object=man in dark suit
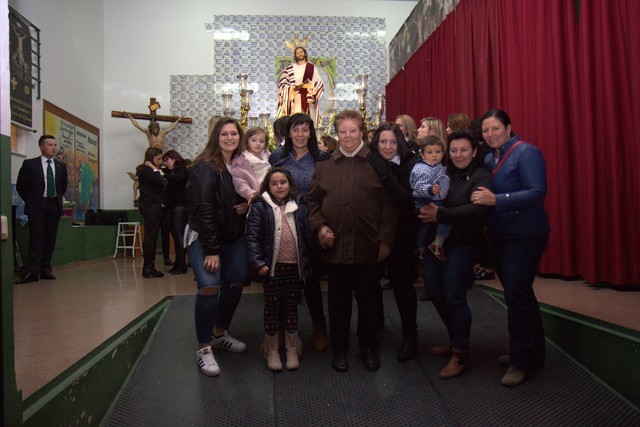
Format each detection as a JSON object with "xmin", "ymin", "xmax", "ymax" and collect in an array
[{"xmin": 15, "ymin": 135, "xmax": 68, "ymax": 284}]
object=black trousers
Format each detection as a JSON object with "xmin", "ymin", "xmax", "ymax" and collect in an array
[
  {"xmin": 26, "ymin": 199, "xmax": 61, "ymax": 275},
  {"xmin": 387, "ymin": 246, "xmax": 418, "ymax": 341},
  {"xmin": 140, "ymin": 203, "xmax": 161, "ymax": 269},
  {"xmin": 326, "ymin": 264, "xmax": 380, "ymax": 353},
  {"xmin": 160, "ymin": 206, "xmax": 171, "ymax": 261},
  {"xmin": 302, "ymin": 252, "xmax": 326, "ymax": 322},
  {"xmin": 168, "ymin": 206, "xmax": 188, "ymax": 268}
]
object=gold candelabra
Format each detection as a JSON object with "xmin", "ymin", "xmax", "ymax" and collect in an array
[
  {"xmin": 356, "ymin": 74, "xmax": 369, "ymax": 123},
  {"xmin": 238, "ymin": 74, "xmax": 253, "ymax": 127}
]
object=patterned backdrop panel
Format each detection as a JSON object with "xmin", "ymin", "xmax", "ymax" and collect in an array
[{"xmin": 167, "ymin": 15, "xmax": 386, "ymax": 159}]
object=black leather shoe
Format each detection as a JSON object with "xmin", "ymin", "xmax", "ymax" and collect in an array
[
  {"xmin": 40, "ymin": 272, "xmax": 56, "ymax": 280},
  {"xmin": 362, "ymin": 349, "xmax": 380, "ymax": 371},
  {"xmin": 474, "ymin": 269, "xmax": 496, "ymax": 280},
  {"xmin": 169, "ymin": 266, "xmax": 188, "ymax": 275},
  {"xmin": 332, "ymin": 352, "xmax": 348, "ymax": 373},
  {"xmin": 142, "ymin": 268, "xmax": 164, "ymax": 278},
  {"xmin": 397, "ymin": 338, "xmax": 417, "ymax": 362},
  {"xmin": 15, "ymin": 273, "xmax": 39, "ymax": 284}
]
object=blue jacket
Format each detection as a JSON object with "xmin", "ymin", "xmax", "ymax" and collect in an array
[
  {"xmin": 485, "ymin": 136, "xmax": 550, "ymax": 238},
  {"xmin": 245, "ymin": 192, "xmax": 314, "ymax": 280}
]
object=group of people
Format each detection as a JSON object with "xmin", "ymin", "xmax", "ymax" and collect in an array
[
  {"xmin": 15, "ymin": 104, "xmax": 549, "ymax": 390},
  {"xmin": 385, "ymin": 109, "xmax": 549, "ymax": 386},
  {"xmin": 136, "ymin": 147, "xmax": 190, "ymax": 278},
  {"xmin": 172, "ymin": 105, "xmax": 548, "ymax": 390}
]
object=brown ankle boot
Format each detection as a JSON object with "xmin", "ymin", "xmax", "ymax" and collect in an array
[
  {"xmin": 438, "ymin": 347, "xmax": 470, "ymax": 379},
  {"xmin": 312, "ymin": 319, "xmax": 328, "ymax": 352},
  {"xmin": 429, "ymin": 342, "xmax": 452, "ymax": 357},
  {"xmin": 261, "ymin": 333, "xmax": 282, "ymax": 371},
  {"xmin": 285, "ymin": 331, "xmax": 303, "ymax": 370}
]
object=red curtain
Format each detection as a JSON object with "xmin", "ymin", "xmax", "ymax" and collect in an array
[{"xmin": 386, "ymin": 0, "xmax": 640, "ymax": 285}]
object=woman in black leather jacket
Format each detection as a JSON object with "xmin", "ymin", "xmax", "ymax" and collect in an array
[
  {"xmin": 162, "ymin": 150, "xmax": 189, "ymax": 274},
  {"xmin": 185, "ymin": 117, "xmax": 250, "ymax": 377}
]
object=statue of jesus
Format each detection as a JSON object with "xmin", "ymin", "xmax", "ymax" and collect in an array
[
  {"xmin": 276, "ymin": 45, "xmax": 324, "ymax": 126},
  {"xmin": 124, "ymin": 111, "xmax": 182, "ymax": 150}
]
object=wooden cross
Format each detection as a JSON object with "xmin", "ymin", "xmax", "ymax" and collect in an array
[
  {"xmin": 111, "ymin": 98, "xmax": 192, "ymax": 149},
  {"xmin": 111, "ymin": 97, "xmax": 192, "ymax": 124}
]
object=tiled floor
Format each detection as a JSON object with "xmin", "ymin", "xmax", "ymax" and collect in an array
[{"xmin": 13, "ymin": 256, "xmax": 640, "ymax": 399}]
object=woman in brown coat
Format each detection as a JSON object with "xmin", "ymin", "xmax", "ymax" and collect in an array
[{"xmin": 306, "ymin": 110, "xmax": 397, "ymax": 373}]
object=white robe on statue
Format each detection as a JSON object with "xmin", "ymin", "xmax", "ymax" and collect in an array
[{"xmin": 277, "ymin": 61, "xmax": 324, "ymax": 126}]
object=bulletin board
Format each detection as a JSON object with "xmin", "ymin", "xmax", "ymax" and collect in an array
[{"xmin": 43, "ymin": 100, "xmax": 100, "ymax": 220}]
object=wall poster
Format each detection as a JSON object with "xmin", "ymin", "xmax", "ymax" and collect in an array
[
  {"xmin": 9, "ymin": 10, "xmax": 33, "ymax": 128},
  {"xmin": 43, "ymin": 100, "xmax": 100, "ymax": 221}
]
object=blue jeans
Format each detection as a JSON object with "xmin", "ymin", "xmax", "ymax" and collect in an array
[
  {"xmin": 422, "ymin": 245, "xmax": 477, "ymax": 349},
  {"xmin": 490, "ymin": 233, "xmax": 549, "ymax": 370},
  {"xmin": 187, "ymin": 235, "xmax": 249, "ymax": 344},
  {"xmin": 414, "ymin": 198, "xmax": 451, "ymax": 250}
]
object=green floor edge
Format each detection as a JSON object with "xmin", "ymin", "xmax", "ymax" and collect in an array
[
  {"xmin": 20, "ymin": 297, "xmax": 171, "ymax": 426},
  {"xmin": 480, "ymin": 285, "xmax": 640, "ymax": 412}
]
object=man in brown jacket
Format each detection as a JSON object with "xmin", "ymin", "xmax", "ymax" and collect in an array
[{"xmin": 306, "ymin": 110, "xmax": 397, "ymax": 373}]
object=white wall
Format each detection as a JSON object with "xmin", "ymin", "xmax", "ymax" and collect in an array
[
  {"xmin": 9, "ymin": 0, "xmax": 103, "ymax": 181},
  {"xmin": 11, "ymin": 0, "xmax": 417, "ymax": 209},
  {"xmin": 104, "ymin": 0, "xmax": 417, "ymax": 209}
]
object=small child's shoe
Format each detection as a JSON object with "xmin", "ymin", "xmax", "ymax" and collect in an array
[{"xmin": 428, "ymin": 243, "xmax": 446, "ymax": 261}]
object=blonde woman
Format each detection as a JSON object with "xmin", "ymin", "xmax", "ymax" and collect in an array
[
  {"xmin": 395, "ymin": 114, "xmax": 419, "ymax": 154},
  {"xmin": 417, "ymin": 117, "xmax": 447, "ymax": 148}
]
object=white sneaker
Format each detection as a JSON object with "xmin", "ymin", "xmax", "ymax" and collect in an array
[
  {"xmin": 211, "ymin": 330, "xmax": 247, "ymax": 353},
  {"xmin": 197, "ymin": 346, "xmax": 220, "ymax": 377}
]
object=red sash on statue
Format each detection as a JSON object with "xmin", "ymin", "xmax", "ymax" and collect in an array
[{"xmin": 299, "ymin": 63, "xmax": 314, "ymax": 114}]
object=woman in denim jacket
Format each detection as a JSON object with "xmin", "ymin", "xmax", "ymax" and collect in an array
[{"xmin": 472, "ymin": 108, "xmax": 550, "ymax": 387}]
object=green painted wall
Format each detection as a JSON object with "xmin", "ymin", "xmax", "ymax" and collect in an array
[
  {"xmin": 543, "ymin": 306, "xmax": 640, "ymax": 410},
  {"xmin": 482, "ymin": 286, "xmax": 640, "ymax": 411},
  {"xmin": 14, "ymin": 210, "xmax": 143, "ymax": 267},
  {"xmin": 21, "ymin": 299, "xmax": 168, "ymax": 426}
]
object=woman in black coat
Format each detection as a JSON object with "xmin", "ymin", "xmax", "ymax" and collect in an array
[
  {"xmin": 369, "ymin": 122, "xmax": 420, "ymax": 361},
  {"xmin": 162, "ymin": 150, "xmax": 189, "ymax": 274},
  {"xmin": 418, "ymin": 130, "xmax": 492, "ymax": 379},
  {"xmin": 136, "ymin": 147, "xmax": 166, "ymax": 278}
]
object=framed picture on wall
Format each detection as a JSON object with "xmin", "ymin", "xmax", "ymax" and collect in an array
[{"xmin": 43, "ymin": 100, "xmax": 100, "ymax": 221}]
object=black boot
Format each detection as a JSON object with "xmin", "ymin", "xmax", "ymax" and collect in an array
[{"xmin": 397, "ymin": 338, "xmax": 417, "ymax": 362}]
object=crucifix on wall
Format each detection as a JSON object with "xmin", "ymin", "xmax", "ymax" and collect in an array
[{"xmin": 111, "ymin": 98, "xmax": 192, "ymax": 150}]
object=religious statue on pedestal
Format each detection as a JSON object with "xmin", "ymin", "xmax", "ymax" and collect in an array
[{"xmin": 276, "ymin": 36, "xmax": 324, "ymax": 127}]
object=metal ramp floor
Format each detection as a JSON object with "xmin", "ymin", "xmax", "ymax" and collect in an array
[{"xmin": 106, "ymin": 288, "xmax": 639, "ymax": 426}]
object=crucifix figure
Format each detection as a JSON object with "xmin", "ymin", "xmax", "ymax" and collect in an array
[{"xmin": 111, "ymin": 98, "xmax": 192, "ymax": 150}]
